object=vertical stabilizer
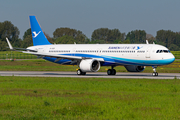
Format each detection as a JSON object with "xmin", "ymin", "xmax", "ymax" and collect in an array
[{"xmin": 29, "ymin": 16, "xmax": 51, "ymax": 46}]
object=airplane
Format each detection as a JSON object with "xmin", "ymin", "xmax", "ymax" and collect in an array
[{"xmin": 6, "ymin": 16, "xmax": 175, "ymax": 76}]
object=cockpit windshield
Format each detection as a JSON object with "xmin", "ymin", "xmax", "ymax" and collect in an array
[{"xmin": 156, "ymin": 50, "xmax": 170, "ymax": 53}]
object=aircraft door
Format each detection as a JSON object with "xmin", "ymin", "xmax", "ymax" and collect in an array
[
  {"xmin": 72, "ymin": 48, "xmax": 76, "ymax": 56},
  {"xmin": 97, "ymin": 48, "xmax": 102, "ymax": 56},
  {"xmin": 146, "ymin": 47, "xmax": 151, "ymax": 59},
  {"xmin": 43, "ymin": 46, "xmax": 47, "ymax": 53}
]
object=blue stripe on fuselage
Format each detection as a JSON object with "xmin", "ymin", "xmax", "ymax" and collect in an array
[{"xmin": 43, "ymin": 53, "xmax": 175, "ymax": 66}]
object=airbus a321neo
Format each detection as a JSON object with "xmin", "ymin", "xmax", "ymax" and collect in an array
[{"xmin": 6, "ymin": 16, "xmax": 175, "ymax": 76}]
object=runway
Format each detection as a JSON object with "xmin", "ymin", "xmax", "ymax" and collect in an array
[{"xmin": 0, "ymin": 71, "xmax": 179, "ymax": 79}]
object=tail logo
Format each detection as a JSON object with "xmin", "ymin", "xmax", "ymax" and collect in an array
[{"xmin": 32, "ymin": 31, "xmax": 41, "ymax": 38}]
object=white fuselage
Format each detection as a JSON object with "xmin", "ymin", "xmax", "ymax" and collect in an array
[{"xmin": 27, "ymin": 44, "xmax": 175, "ymax": 66}]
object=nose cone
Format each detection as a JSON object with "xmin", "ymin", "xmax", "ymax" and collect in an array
[
  {"xmin": 162, "ymin": 53, "xmax": 175, "ymax": 65},
  {"xmin": 171, "ymin": 57, "xmax": 175, "ymax": 63},
  {"xmin": 168, "ymin": 54, "xmax": 175, "ymax": 64}
]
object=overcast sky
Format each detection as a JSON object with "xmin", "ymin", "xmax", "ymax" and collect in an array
[{"xmin": 1, "ymin": 0, "xmax": 180, "ymax": 39}]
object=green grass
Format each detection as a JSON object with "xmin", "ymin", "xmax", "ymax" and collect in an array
[
  {"xmin": 0, "ymin": 76, "xmax": 180, "ymax": 119},
  {"xmin": 0, "ymin": 51, "xmax": 37, "ymax": 59},
  {"xmin": 0, "ymin": 59, "xmax": 179, "ymax": 73},
  {"xmin": 171, "ymin": 51, "xmax": 180, "ymax": 59}
]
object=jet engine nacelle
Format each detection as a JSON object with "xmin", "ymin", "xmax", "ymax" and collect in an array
[
  {"xmin": 79, "ymin": 59, "xmax": 100, "ymax": 72},
  {"xmin": 124, "ymin": 65, "xmax": 145, "ymax": 72}
]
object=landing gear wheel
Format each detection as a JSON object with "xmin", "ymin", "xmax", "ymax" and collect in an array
[
  {"xmin": 107, "ymin": 69, "xmax": 116, "ymax": 75},
  {"xmin": 107, "ymin": 69, "xmax": 112, "ymax": 75},
  {"xmin": 111, "ymin": 69, "xmax": 116, "ymax": 75},
  {"xmin": 155, "ymin": 72, "xmax": 158, "ymax": 76},
  {"xmin": 81, "ymin": 72, "xmax": 86, "ymax": 75},
  {"xmin": 77, "ymin": 69, "xmax": 86, "ymax": 75},
  {"xmin": 77, "ymin": 69, "xmax": 81, "ymax": 75},
  {"xmin": 152, "ymin": 72, "xmax": 158, "ymax": 76},
  {"xmin": 152, "ymin": 66, "xmax": 158, "ymax": 76}
]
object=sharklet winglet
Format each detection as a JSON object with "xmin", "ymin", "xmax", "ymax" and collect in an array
[{"xmin": 6, "ymin": 37, "xmax": 13, "ymax": 50}]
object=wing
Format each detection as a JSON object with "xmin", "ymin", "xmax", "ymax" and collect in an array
[
  {"xmin": 23, "ymin": 51, "xmax": 104, "ymax": 62},
  {"xmin": 6, "ymin": 37, "xmax": 104, "ymax": 62}
]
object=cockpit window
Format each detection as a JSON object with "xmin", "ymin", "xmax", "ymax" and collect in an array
[
  {"xmin": 156, "ymin": 50, "xmax": 170, "ymax": 53},
  {"xmin": 163, "ymin": 50, "xmax": 168, "ymax": 53}
]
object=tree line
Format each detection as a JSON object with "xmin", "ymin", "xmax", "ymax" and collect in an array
[{"xmin": 0, "ymin": 20, "xmax": 180, "ymax": 51}]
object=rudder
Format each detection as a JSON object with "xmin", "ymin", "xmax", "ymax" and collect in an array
[{"xmin": 29, "ymin": 16, "xmax": 51, "ymax": 46}]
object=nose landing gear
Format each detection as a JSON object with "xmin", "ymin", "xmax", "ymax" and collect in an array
[{"xmin": 152, "ymin": 66, "xmax": 158, "ymax": 76}]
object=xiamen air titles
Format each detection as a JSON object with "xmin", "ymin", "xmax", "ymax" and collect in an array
[
  {"xmin": 108, "ymin": 46, "xmax": 138, "ymax": 50},
  {"xmin": 6, "ymin": 16, "xmax": 175, "ymax": 76}
]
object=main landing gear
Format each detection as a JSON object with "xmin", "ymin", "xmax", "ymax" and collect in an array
[
  {"xmin": 152, "ymin": 66, "xmax": 158, "ymax": 76},
  {"xmin": 77, "ymin": 69, "xmax": 86, "ymax": 75},
  {"xmin": 107, "ymin": 66, "xmax": 116, "ymax": 75}
]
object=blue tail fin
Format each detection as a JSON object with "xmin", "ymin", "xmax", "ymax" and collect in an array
[{"xmin": 29, "ymin": 16, "xmax": 51, "ymax": 46}]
